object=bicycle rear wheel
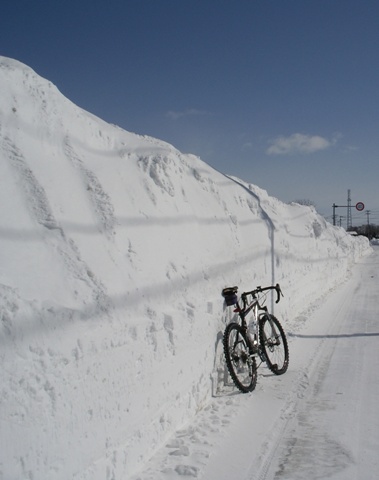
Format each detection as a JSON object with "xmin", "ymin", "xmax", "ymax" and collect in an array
[
  {"xmin": 223, "ymin": 323, "xmax": 257, "ymax": 393},
  {"xmin": 259, "ymin": 314, "xmax": 289, "ymax": 375}
]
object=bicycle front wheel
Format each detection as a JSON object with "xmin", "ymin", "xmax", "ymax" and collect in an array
[
  {"xmin": 259, "ymin": 314, "xmax": 289, "ymax": 375},
  {"xmin": 223, "ymin": 323, "xmax": 257, "ymax": 393}
]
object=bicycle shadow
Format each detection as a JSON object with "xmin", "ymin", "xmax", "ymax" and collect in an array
[
  {"xmin": 288, "ymin": 332, "xmax": 379, "ymax": 339},
  {"xmin": 225, "ymin": 176, "xmax": 277, "ymax": 312},
  {"xmin": 211, "ymin": 330, "xmax": 242, "ymax": 397}
]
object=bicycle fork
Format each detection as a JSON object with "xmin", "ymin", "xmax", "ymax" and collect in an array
[
  {"xmin": 254, "ymin": 314, "xmax": 279, "ymax": 365},
  {"xmin": 265, "ymin": 315, "xmax": 282, "ymax": 349}
]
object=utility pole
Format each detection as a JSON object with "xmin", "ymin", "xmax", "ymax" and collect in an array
[
  {"xmin": 347, "ymin": 189, "xmax": 352, "ymax": 230},
  {"xmin": 366, "ymin": 210, "xmax": 371, "ymax": 238},
  {"xmin": 332, "ymin": 194, "xmax": 364, "ymax": 227}
]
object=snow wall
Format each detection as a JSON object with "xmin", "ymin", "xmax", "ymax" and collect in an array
[{"xmin": 0, "ymin": 57, "xmax": 371, "ymax": 479}]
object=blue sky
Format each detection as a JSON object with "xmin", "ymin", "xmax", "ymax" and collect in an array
[{"xmin": 2, "ymin": 0, "xmax": 379, "ymax": 224}]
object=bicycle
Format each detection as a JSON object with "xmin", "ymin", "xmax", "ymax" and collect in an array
[{"xmin": 221, "ymin": 284, "xmax": 289, "ymax": 393}]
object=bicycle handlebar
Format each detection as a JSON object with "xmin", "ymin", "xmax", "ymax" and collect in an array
[
  {"xmin": 221, "ymin": 283, "xmax": 284, "ymax": 310},
  {"xmin": 241, "ymin": 283, "xmax": 283, "ymax": 305}
]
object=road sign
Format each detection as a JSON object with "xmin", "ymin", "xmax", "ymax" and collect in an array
[{"xmin": 356, "ymin": 202, "xmax": 365, "ymax": 211}]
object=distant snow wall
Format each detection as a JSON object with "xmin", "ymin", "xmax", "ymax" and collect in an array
[{"xmin": 0, "ymin": 57, "xmax": 371, "ymax": 479}]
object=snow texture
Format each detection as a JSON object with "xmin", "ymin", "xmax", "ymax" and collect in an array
[{"xmin": 0, "ymin": 57, "xmax": 371, "ymax": 479}]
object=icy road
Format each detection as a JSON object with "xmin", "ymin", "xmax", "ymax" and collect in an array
[{"xmin": 133, "ymin": 245, "xmax": 379, "ymax": 480}]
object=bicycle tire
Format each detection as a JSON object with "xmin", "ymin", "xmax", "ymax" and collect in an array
[
  {"xmin": 223, "ymin": 322, "xmax": 257, "ymax": 393},
  {"xmin": 259, "ymin": 314, "xmax": 289, "ymax": 375}
]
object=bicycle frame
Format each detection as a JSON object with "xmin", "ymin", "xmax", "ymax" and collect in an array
[
  {"xmin": 234, "ymin": 296, "xmax": 266, "ymax": 324},
  {"xmin": 233, "ymin": 296, "xmax": 267, "ymax": 353},
  {"xmin": 226, "ymin": 283, "xmax": 284, "ymax": 355}
]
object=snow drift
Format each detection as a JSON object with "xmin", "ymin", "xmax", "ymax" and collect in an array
[{"xmin": 0, "ymin": 57, "xmax": 370, "ymax": 479}]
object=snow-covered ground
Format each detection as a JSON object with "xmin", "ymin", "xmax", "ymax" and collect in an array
[
  {"xmin": 132, "ymin": 245, "xmax": 379, "ymax": 480},
  {"xmin": 0, "ymin": 57, "xmax": 372, "ymax": 480}
]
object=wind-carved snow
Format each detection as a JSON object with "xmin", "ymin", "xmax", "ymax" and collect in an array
[
  {"xmin": 0, "ymin": 56, "xmax": 372, "ymax": 480},
  {"xmin": 138, "ymin": 154, "xmax": 177, "ymax": 198}
]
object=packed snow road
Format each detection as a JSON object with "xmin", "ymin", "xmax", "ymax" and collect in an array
[
  {"xmin": 133, "ymin": 246, "xmax": 379, "ymax": 480},
  {"xmin": 253, "ymin": 245, "xmax": 379, "ymax": 480}
]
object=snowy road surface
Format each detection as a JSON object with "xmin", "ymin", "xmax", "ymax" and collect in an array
[{"xmin": 133, "ymin": 246, "xmax": 379, "ymax": 480}]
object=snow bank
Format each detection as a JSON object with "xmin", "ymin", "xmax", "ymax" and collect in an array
[{"xmin": 0, "ymin": 57, "xmax": 371, "ymax": 479}]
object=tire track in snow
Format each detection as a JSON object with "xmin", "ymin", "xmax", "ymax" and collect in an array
[
  {"xmin": 63, "ymin": 137, "xmax": 116, "ymax": 236},
  {"xmin": 251, "ymin": 281, "xmax": 358, "ymax": 480},
  {"xmin": 2, "ymin": 135, "xmax": 61, "ymax": 232},
  {"xmin": 252, "ymin": 371, "xmax": 325, "ymax": 480},
  {"xmin": 2, "ymin": 134, "xmax": 110, "ymax": 311}
]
